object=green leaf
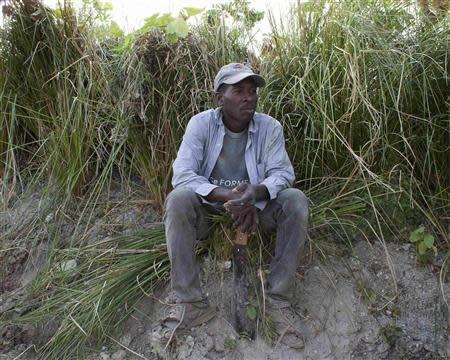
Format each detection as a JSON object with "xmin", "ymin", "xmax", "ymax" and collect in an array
[
  {"xmin": 112, "ymin": 34, "xmax": 133, "ymax": 53},
  {"xmin": 247, "ymin": 305, "xmax": 257, "ymax": 320},
  {"xmin": 155, "ymin": 13, "xmax": 174, "ymax": 27},
  {"xmin": 54, "ymin": 8, "xmax": 64, "ymax": 19},
  {"xmin": 423, "ymin": 234, "xmax": 434, "ymax": 248},
  {"xmin": 409, "ymin": 226, "xmax": 425, "ymax": 242},
  {"xmin": 142, "ymin": 13, "xmax": 174, "ymax": 31},
  {"xmin": 166, "ymin": 33, "xmax": 179, "ymax": 44},
  {"xmin": 109, "ymin": 21, "xmax": 123, "ymax": 38},
  {"xmin": 166, "ymin": 18, "xmax": 189, "ymax": 38},
  {"xmin": 182, "ymin": 7, "xmax": 204, "ymax": 19},
  {"xmin": 102, "ymin": 2, "xmax": 113, "ymax": 11},
  {"xmin": 418, "ymin": 241, "xmax": 428, "ymax": 255}
]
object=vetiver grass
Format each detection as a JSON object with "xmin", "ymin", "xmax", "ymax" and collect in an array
[{"xmin": 259, "ymin": 0, "xmax": 449, "ymax": 241}]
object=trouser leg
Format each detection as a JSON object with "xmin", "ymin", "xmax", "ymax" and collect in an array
[
  {"xmin": 258, "ymin": 188, "xmax": 309, "ymax": 301},
  {"xmin": 164, "ymin": 187, "xmax": 212, "ymax": 303}
]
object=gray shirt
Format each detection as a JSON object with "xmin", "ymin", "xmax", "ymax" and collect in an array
[
  {"xmin": 209, "ymin": 126, "xmax": 249, "ymax": 189},
  {"xmin": 172, "ymin": 108, "xmax": 295, "ymax": 209}
]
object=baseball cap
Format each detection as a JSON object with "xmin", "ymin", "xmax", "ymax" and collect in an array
[{"xmin": 214, "ymin": 63, "xmax": 265, "ymax": 92}]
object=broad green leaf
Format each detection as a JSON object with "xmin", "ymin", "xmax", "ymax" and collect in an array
[
  {"xmin": 247, "ymin": 305, "xmax": 257, "ymax": 320},
  {"xmin": 418, "ymin": 241, "xmax": 428, "ymax": 255},
  {"xmin": 423, "ymin": 234, "xmax": 434, "ymax": 248},
  {"xmin": 166, "ymin": 18, "xmax": 189, "ymax": 38},
  {"xmin": 182, "ymin": 7, "xmax": 204, "ymax": 19},
  {"xmin": 155, "ymin": 13, "xmax": 175, "ymax": 28},
  {"xmin": 142, "ymin": 13, "xmax": 174, "ymax": 30},
  {"xmin": 103, "ymin": 2, "xmax": 113, "ymax": 11},
  {"xmin": 143, "ymin": 14, "xmax": 160, "ymax": 25},
  {"xmin": 409, "ymin": 226, "xmax": 425, "ymax": 242}
]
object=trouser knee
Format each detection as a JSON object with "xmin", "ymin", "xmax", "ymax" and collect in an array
[
  {"xmin": 165, "ymin": 187, "xmax": 200, "ymax": 215},
  {"xmin": 276, "ymin": 188, "xmax": 309, "ymax": 223}
]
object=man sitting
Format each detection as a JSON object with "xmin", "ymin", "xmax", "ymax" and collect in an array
[{"xmin": 155, "ymin": 63, "xmax": 309, "ymax": 348}]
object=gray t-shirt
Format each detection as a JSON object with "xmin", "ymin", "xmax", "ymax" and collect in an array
[{"xmin": 209, "ymin": 126, "xmax": 249, "ymax": 188}]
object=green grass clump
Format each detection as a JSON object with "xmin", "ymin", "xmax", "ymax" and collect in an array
[
  {"xmin": 259, "ymin": 0, "xmax": 448, "ymax": 242},
  {"xmin": 10, "ymin": 226, "xmax": 169, "ymax": 359}
]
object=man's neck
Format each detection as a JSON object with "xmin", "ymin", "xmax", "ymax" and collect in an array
[{"xmin": 222, "ymin": 113, "xmax": 249, "ymax": 133}]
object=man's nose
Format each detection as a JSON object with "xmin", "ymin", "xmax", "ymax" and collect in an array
[{"xmin": 243, "ymin": 91, "xmax": 256, "ymax": 101}]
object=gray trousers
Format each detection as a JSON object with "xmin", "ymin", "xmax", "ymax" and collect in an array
[{"xmin": 164, "ymin": 187, "xmax": 309, "ymax": 303}]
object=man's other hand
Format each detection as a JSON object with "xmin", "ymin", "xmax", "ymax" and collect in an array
[{"xmin": 228, "ymin": 183, "xmax": 257, "ymax": 205}]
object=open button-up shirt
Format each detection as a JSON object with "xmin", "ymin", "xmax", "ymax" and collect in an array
[{"xmin": 172, "ymin": 108, "xmax": 295, "ymax": 209}]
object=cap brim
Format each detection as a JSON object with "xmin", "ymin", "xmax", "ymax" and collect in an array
[{"xmin": 222, "ymin": 73, "xmax": 266, "ymax": 88}]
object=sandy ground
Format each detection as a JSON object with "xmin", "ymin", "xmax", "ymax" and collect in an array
[{"xmin": 1, "ymin": 188, "xmax": 448, "ymax": 359}]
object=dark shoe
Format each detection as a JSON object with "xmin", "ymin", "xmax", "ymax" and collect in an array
[
  {"xmin": 266, "ymin": 296, "xmax": 306, "ymax": 349},
  {"xmin": 152, "ymin": 300, "xmax": 217, "ymax": 347}
]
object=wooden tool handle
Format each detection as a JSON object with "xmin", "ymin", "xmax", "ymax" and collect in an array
[{"xmin": 234, "ymin": 230, "xmax": 248, "ymax": 246}]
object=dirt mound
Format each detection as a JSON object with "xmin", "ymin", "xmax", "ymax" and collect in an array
[{"xmin": 85, "ymin": 241, "xmax": 448, "ymax": 360}]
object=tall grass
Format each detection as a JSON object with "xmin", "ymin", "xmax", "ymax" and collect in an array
[{"xmin": 259, "ymin": 0, "xmax": 449, "ymax": 239}]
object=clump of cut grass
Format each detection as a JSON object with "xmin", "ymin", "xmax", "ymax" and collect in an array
[{"xmin": 8, "ymin": 226, "xmax": 169, "ymax": 359}]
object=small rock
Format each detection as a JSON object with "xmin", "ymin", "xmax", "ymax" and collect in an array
[
  {"xmin": 218, "ymin": 260, "xmax": 231, "ymax": 272},
  {"xmin": 45, "ymin": 213, "xmax": 54, "ymax": 223},
  {"xmin": 99, "ymin": 352, "xmax": 110, "ymax": 360},
  {"xmin": 111, "ymin": 349, "xmax": 127, "ymax": 360},
  {"xmin": 214, "ymin": 337, "xmax": 225, "ymax": 353},
  {"xmin": 119, "ymin": 334, "xmax": 132, "ymax": 347},
  {"xmin": 0, "ymin": 300, "xmax": 16, "ymax": 313},
  {"xmin": 58, "ymin": 259, "xmax": 78, "ymax": 272},
  {"xmin": 138, "ymin": 325, "xmax": 146, "ymax": 334},
  {"xmin": 400, "ymin": 243, "xmax": 411, "ymax": 251}
]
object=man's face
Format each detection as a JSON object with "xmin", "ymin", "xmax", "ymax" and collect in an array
[{"xmin": 218, "ymin": 78, "xmax": 258, "ymax": 128}]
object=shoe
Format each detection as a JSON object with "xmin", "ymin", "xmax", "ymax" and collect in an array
[
  {"xmin": 266, "ymin": 296, "xmax": 306, "ymax": 349},
  {"xmin": 151, "ymin": 300, "xmax": 217, "ymax": 347}
]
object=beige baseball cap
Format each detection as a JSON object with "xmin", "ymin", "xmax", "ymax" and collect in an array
[{"xmin": 214, "ymin": 63, "xmax": 265, "ymax": 92}]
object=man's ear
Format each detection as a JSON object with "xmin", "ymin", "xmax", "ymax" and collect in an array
[{"xmin": 215, "ymin": 92, "xmax": 224, "ymax": 106}]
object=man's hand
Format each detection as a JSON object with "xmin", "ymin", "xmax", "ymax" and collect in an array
[
  {"xmin": 225, "ymin": 203, "xmax": 258, "ymax": 233},
  {"xmin": 227, "ymin": 183, "xmax": 257, "ymax": 206},
  {"xmin": 223, "ymin": 183, "xmax": 269, "ymax": 233}
]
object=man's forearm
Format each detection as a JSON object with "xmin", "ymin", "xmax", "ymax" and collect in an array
[
  {"xmin": 205, "ymin": 184, "xmax": 270, "ymax": 204},
  {"xmin": 253, "ymin": 184, "xmax": 270, "ymax": 202},
  {"xmin": 205, "ymin": 187, "xmax": 238, "ymax": 203}
]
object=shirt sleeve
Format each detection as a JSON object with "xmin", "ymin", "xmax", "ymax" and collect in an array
[
  {"xmin": 171, "ymin": 115, "xmax": 218, "ymax": 196},
  {"xmin": 260, "ymin": 122, "xmax": 295, "ymax": 199}
]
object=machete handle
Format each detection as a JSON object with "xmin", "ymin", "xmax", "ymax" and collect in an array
[{"xmin": 234, "ymin": 229, "xmax": 249, "ymax": 246}]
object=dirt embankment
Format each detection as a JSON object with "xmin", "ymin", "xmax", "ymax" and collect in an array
[{"xmin": 1, "ymin": 190, "xmax": 448, "ymax": 359}]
